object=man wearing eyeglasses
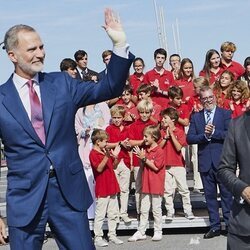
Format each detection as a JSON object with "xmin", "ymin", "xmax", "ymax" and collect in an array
[{"xmin": 187, "ymin": 86, "xmax": 232, "ymax": 239}]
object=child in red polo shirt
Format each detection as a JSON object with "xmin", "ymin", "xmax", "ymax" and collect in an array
[
  {"xmin": 128, "ymin": 125, "xmax": 165, "ymax": 242},
  {"xmin": 129, "ymin": 57, "xmax": 145, "ymax": 98},
  {"xmin": 187, "ymin": 77, "xmax": 209, "ymax": 113},
  {"xmin": 129, "ymin": 84, "xmax": 162, "ymax": 123},
  {"xmin": 160, "ymin": 107, "xmax": 194, "ymax": 221},
  {"xmin": 128, "ymin": 100, "xmax": 157, "ymax": 216},
  {"xmin": 167, "ymin": 86, "xmax": 190, "ymax": 131},
  {"xmin": 167, "ymin": 86, "xmax": 191, "ymax": 171},
  {"xmin": 199, "ymin": 49, "xmax": 224, "ymax": 85},
  {"xmin": 224, "ymin": 80, "xmax": 250, "ymax": 118},
  {"xmin": 120, "ymin": 85, "xmax": 137, "ymax": 125},
  {"xmin": 89, "ymin": 129, "xmax": 123, "ymax": 247},
  {"xmin": 213, "ymin": 70, "xmax": 235, "ymax": 108},
  {"xmin": 220, "ymin": 41, "xmax": 245, "ymax": 79},
  {"xmin": 186, "ymin": 77, "xmax": 209, "ymax": 193},
  {"xmin": 175, "ymin": 58, "xmax": 195, "ymax": 103},
  {"xmin": 144, "ymin": 48, "xmax": 175, "ymax": 108},
  {"xmin": 106, "ymin": 105, "xmax": 133, "ymax": 223}
]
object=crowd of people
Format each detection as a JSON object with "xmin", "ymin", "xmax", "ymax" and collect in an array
[
  {"xmin": 0, "ymin": 7, "xmax": 250, "ymax": 249},
  {"xmin": 59, "ymin": 42, "xmax": 250, "ymax": 247}
]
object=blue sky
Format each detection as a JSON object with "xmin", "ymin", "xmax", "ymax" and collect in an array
[{"xmin": 0, "ymin": 0, "xmax": 249, "ymax": 83}]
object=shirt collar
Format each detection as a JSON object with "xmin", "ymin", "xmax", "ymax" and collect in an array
[
  {"xmin": 13, "ymin": 73, "xmax": 39, "ymax": 91},
  {"xmin": 204, "ymin": 106, "xmax": 216, "ymax": 114},
  {"xmin": 77, "ymin": 67, "xmax": 87, "ymax": 74}
]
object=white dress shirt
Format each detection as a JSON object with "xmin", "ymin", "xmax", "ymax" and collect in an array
[{"xmin": 12, "ymin": 73, "xmax": 40, "ymax": 120}]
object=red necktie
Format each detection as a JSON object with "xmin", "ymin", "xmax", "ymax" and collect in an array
[{"xmin": 27, "ymin": 80, "xmax": 46, "ymax": 144}]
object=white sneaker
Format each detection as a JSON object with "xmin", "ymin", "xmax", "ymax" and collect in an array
[
  {"xmin": 185, "ymin": 211, "xmax": 195, "ymax": 220},
  {"xmin": 120, "ymin": 216, "xmax": 133, "ymax": 223},
  {"xmin": 109, "ymin": 236, "xmax": 123, "ymax": 245},
  {"xmin": 94, "ymin": 238, "xmax": 108, "ymax": 247},
  {"xmin": 152, "ymin": 231, "xmax": 162, "ymax": 241},
  {"xmin": 165, "ymin": 213, "xmax": 175, "ymax": 222},
  {"xmin": 128, "ymin": 231, "xmax": 147, "ymax": 242}
]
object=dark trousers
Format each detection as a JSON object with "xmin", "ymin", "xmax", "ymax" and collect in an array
[
  {"xmin": 228, "ymin": 232, "xmax": 250, "ymax": 250},
  {"xmin": 9, "ymin": 176, "xmax": 95, "ymax": 250},
  {"xmin": 200, "ymin": 167, "xmax": 232, "ymax": 230}
]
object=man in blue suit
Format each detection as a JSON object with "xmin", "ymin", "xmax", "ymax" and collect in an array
[
  {"xmin": 0, "ymin": 8, "xmax": 134, "ymax": 249},
  {"xmin": 187, "ymin": 86, "xmax": 232, "ymax": 239}
]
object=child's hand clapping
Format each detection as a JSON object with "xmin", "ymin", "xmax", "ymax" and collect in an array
[
  {"xmin": 133, "ymin": 146, "xmax": 145, "ymax": 160},
  {"xmin": 110, "ymin": 145, "xmax": 121, "ymax": 159}
]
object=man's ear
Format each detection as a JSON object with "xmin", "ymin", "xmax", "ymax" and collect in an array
[{"xmin": 8, "ymin": 50, "xmax": 18, "ymax": 63}]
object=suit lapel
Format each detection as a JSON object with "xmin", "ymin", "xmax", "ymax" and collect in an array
[
  {"xmin": 199, "ymin": 110, "xmax": 206, "ymax": 128},
  {"xmin": 213, "ymin": 107, "xmax": 220, "ymax": 125},
  {"xmin": 1, "ymin": 79, "xmax": 44, "ymax": 146},
  {"xmin": 39, "ymin": 73, "xmax": 56, "ymax": 140}
]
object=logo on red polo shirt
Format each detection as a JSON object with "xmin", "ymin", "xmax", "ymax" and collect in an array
[{"xmin": 164, "ymin": 79, "xmax": 170, "ymax": 85}]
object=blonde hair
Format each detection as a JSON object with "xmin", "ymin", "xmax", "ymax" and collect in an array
[
  {"xmin": 110, "ymin": 105, "xmax": 126, "ymax": 117},
  {"xmin": 220, "ymin": 41, "xmax": 236, "ymax": 52},
  {"xmin": 143, "ymin": 125, "xmax": 161, "ymax": 141},
  {"xmin": 137, "ymin": 100, "xmax": 153, "ymax": 113},
  {"xmin": 193, "ymin": 76, "xmax": 209, "ymax": 87}
]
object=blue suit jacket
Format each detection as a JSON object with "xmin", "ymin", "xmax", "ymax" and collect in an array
[
  {"xmin": 0, "ymin": 52, "xmax": 134, "ymax": 227},
  {"xmin": 187, "ymin": 107, "xmax": 231, "ymax": 172}
]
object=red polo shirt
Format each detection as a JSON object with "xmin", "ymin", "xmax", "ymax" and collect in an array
[
  {"xmin": 220, "ymin": 60, "xmax": 245, "ymax": 79},
  {"xmin": 223, "ymin": 99, "xmax": 248, "ymax": 118},
  {"xmin": 129, "ymin": 73, "xmax": 145, "ymax": 96},
  {"xmin": 161, "ymin": 127, "xmax": 187, "ymax": 167},
  {"xmin": 121, "ymin": 102, "xmax": 137, "ymax": 125},
  {"xmin": 199, "ymin": 68, "xmax": 224, "ymax": 85},
  {"xmin": 187, "ymin": 95, "xmax": 203, "ymax": 113},
  {"xmin": 128, "ymin": 119, "xmax": 157, "ymax": 166},
  {"xmin": 106, "ymin": 124, "xmax": 131, "ymax": 168},
  {"xmin": 141, "ymin": 145, "xmax": 165, "ymax": 195},
  {"xmin": 90, "ymin": 149, "xmax": 120, "ymax": 198},
  {"xmin": 175, "ymin": 78, "xmax": 195, "ymax": 102},
  {"xmin": 167, "ymin": 103, "xmax": 190, "ymax": 131},
  {"xmin": 144, "ymin": 68, "xmax": 175, "ymax": 108},
  {"xmin": 213, "ymin": 90, "xmax": 227, "ymax": 108},
  {"xmin": 128, "ymin": 101, "xmax": 162, "ymax": 122}
]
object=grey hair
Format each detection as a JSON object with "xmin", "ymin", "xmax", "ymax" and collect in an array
[{"xmin": 4, "ymin": 24, "xmax": 36, "ymax": 52}]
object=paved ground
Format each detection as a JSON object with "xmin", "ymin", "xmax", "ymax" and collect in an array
[{"xmin": 0, "ymin": 228, "xmax": 227, "ymax": 249}]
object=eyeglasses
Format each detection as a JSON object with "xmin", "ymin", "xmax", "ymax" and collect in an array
[{"xmin": 201, "ymin": 95, "xmax": 214, "ymax": 102}]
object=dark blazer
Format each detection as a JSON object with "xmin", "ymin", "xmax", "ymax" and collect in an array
[
  {"xmin": 75, "ymin": 67, "xmax": 99, "ymax": 82},
  {"xmin": 187, "ymin": 107, "xmax": 231, "ymax": 172},
  {"xmin": 0, "ymin": 52, "xmax": 134, "ymax": 227},
  {"xmin": 218, "ymin": 111, "xmax": 250, "ymax": 236}
]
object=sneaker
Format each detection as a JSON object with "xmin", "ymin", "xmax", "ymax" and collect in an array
[
  {"xmin": 120, "ymin": 216, "xmax": 133, "ymax": 223},
  {"xmin": 109, "ymin": 236, "xmax": 123, "ymax": 245},
  {"xmin": 152, "ymin": 231, "xmax": 162, "ymax": 241},
  {"xmin": 94, "ymin": 238, "xmax": 108, "ymax": 247},
  {"xmin": 185, "ymin": 211, "xmax": 195, "ymax": 220},
  {"xmin": 128, "ymin": 231, "xmax": 147, "ymax": 242},
  {"xmin": 165, "ymin": 213, "xmax": 174, "ymax": 222}
]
